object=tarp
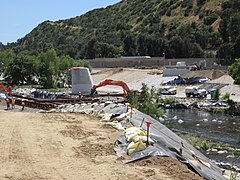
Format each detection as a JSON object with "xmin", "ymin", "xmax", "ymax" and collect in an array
[{"xmin": 94, "ymin": 103, "xmax": 226, "ymax": 180}]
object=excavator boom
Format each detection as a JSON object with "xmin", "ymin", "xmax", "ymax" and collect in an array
[
  {"xmin": 0, "ymin": 84, "xmax": 12, "ymax": 93},
  {"xmin": 92, "ymin": 79, "xmax": 130, "ymax": 97}
]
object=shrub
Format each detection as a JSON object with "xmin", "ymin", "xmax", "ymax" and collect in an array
[
  {"xmin": 213, "ymin": 108, "xmax": 225, "ymax": 114},
  {"xmin": 215, "ymin": 88, "xmax": 221, "ymax": 100},
  {"xmin": 204, "ymin": 13, "xmax": 219, "ymax": 25},
  {"xmin": 222, "ymin": 92, "xmax": 230, "ymax": 101},
  {"xmin": 128, "ymin": 84, "xmax": 165, "ymax": 119}
]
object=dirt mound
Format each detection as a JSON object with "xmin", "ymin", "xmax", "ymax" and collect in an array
[
  {"xmin": 73, "ymin": 141, "xmax": 115, "ymax": 158},
  {"xmin": 182, "ymin": 70, "xmax": 227, "ymax": 80},
  {"xmin": 60, "ymin": 124, "xmax": 97, "ymax": 139},
  {"xmin": 209, "ymin": 74, "xmax": 234, "ymax": 84},
  {"xmin": 91, "ymin": 68, "xmax": 124, "ymax": 75},
  {"xmin": 134, "ymin": 156, "xmax": 203, "ymax": 180}
]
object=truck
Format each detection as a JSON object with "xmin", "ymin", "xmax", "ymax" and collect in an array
[
  {"xmin": 185, "ymin": 86, "xmax": 208, "ymax": 98},
  {"xmin": 160, "ymin": 86, "xmax": 177, "ymax": 95}
]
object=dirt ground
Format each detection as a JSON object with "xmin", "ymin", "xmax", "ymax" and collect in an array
[
  {"xmin": 91, "ymin": 68, "xmax": 240, "ymax": 102},
  {"xmin": 181, "ymin": 69, "xmax": 227, "ymax": 79},
  {"xmin": 0, "ymin": 111, "xmax": 202, "ymax": 180}
]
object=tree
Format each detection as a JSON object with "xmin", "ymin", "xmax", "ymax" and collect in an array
[
  {"xmin": 0, "ymin": 49, "xmax": 14, "ymax": 74},
  {"xmin": 122, "ymin": 33, "xmax": 136, "ymax": 56},
  {"xmin": 4, "ymin": 55, "xmax": 37, "ymax": 85},
  {"xmin": 229, "ymin": 58, "xmax": 240, "ymax": 84},
  {"xmin": 168, "ymin": 36, "xmax": 184, "ymax": 58},
  {"xmin": 217, "ymin": 43, "xmax": 234, "ymax": 65},
  {"xmin": 84, "ymin": 38, "xmax": 97, "ymax": 59},
  {"xmin": 190, "ymin": 43, "xmax": 204, "ymax": 58},
  {"xmin": 37, "ymin": 49, "xmax": 59, "ymax": 88},
  {"xmin": 96, "ymin": 42, "xmax": 121, "ymax": 58}
]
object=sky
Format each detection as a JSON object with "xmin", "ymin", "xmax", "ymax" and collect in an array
[{"xmin": 0, "ymin": 0, "xmax": 120, "ymax": 45}]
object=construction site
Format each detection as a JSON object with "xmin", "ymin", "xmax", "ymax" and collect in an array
[{"xmin": 0, "ymin": 65, "xmax": 240, "ymax": 180}]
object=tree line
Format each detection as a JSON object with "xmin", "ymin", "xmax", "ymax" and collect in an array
[{"xmin": 0, "ymin": 49, "xmax": 91, "ymax": 88}]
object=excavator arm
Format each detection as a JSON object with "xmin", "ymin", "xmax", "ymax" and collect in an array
[
  {"xmin": 91, "ymin": 79, "xmax": 130, "ymax": 97},
  {"xmin": 0, "ymin": 84, "xmax": 12, "ymax": 93}
]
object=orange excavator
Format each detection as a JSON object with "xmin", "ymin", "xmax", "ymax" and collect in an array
[
  {"xmin": 0, "ymin": 84, "xmax": 12, "ymax": 93},
  {"xmin": 91, "ymin": 79, "xmax": 130, "ymax": 98}
]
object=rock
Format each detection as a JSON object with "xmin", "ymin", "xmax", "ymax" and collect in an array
[
  {"xmin": 217, "ymin": 150, "xmax": 227, "ymax": 154},
  {"xmin": 212, "ymin": 119, "xmax": 217, "ymax": 122},
  {"xmin": 196, "ymin": 124, "xmax": 200, "ymax": 127},
  {"xmin": 211, "ymin": 148, "xmax": 218, "ymax": 152},
  {"xmin": 226, "ymin": 155, "xmax": 234, "ymax": 158},
  {"xmin": 163, "ymin": 114, "xmax": 168, "ymax": 118},
  {"xmin": 202, "ymin": 118, "xmax": 208, "ymax": 122},
  {"xmin": 173, "ymin": 116, "xmax": 177, "ymax": 120},
  {"xmin": 195, "ymin": 146, "xmax": 201, "ymax": 150},
  {"xmin": 158, "ymin": 117, "xmax": 165, "ymax": 122},
  {"xmin": 178, "ymin": 119, "xmax": 184, "ymax": 124},
  {"xmin": 227, "ymin": 147, "xmax": 234, "ymax": 151},
  {"xmin": 220, "ymin": 162, "xmax": 232, "ymax": 168},
  {"xmin": 165, "ymin": 104, "xmax": 170, "ymax": 108},
  {"xmin": 233, "ymin": 122, "xmax": 236, "ymax": 125},
  {"xmin": 233, "ymin": 166, "xmax": 240, "ymax": 172}
]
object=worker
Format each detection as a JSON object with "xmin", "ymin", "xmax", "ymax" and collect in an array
[
  {"xmin": 6, "ymin": 98, "xmax": 10, "ymax": 110},
  {"xmin": 11, "ymin": 98, "xmax": 15, "ymax": 109},
  {"xmin": 78, "ymin": 92, "xmax": 82, "ymax": 98},
  {"xmin": 21, "ymin": 100, "xmax": 25, "ymax": 111},
  {"xmin": 90, "ymin": 86, "xmax": 97, "ymax": 96}
]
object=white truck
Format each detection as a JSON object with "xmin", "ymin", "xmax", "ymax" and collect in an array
[{"xmin": 185, "ymin": 86, "xmax": 208, "ymax": 98}]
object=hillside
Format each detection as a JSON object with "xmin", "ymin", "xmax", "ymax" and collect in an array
[{"xmin": 4, "ymin": 0, "xmax": 240, "ymax": 63}]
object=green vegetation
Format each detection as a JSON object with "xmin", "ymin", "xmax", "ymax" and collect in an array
[
  {"xmin": 159, "ymin": 97, "xmax": 175, "ymax": 104},
  {"xmin": 215, "ymin": 88, "xmax": 221, "ymax": 101},
  {"xmin": 229, "ymin": 58, "xmax": 240, "ymax": 84},
  {"xmin": 230, "ymin": 149, "xmax": 240, "ymax": 180},
  {"xmin": 222, "ymin": 92, "xmax": 230, "ymax": 101},
  {"xmin": 177, "ymin": 132, "xmax": 231, "ymax": 150},
  {"xmin": 128, "ymin": 83, "xmax": 164, "ymax": 119},
  {"xmin": 213, "ymin": 108, "xmax": 226, "ymax": 114},
  {"xmin": 0, "ymin": 0, "xmax": 239, "ymax": 63},
  {"xmin": 218, "ymin": 0, "xmax": 240, "ymax": 64},
  {"xmin": 0, "ymin": 48, "xmax": 91, "ymax": 88}
]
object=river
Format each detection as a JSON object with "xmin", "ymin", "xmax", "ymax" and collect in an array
[{"xmin": 164, "ymin": 109, "xmax": 240, "ymax": 167}]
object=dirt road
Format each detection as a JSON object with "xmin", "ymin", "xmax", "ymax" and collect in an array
[{"xmin": 0, "ymin": 111, "xmax": 202, "ymax": 180}]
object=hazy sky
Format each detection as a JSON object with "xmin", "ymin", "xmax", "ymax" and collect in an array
[{"xmin": 0, "ymin": 0, "xmax": 120, "ymax": 44}]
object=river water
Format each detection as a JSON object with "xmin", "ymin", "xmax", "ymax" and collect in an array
[{"xmin": 164, "ymin": 109, "xmax": 240, "ymax": 166}]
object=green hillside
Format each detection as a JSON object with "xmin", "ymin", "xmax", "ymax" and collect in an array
[{"xmin": 3, "ymin": 0, "xmax": 240, "ymax": 63}]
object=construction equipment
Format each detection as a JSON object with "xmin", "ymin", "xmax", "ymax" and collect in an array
[
  {"xmin": 0, "ymin": 84, "xmax": 12, "ymax": 93},
  {"xmin": 91, "ymin": 79, "xmax": 130, "ymax": 98}
]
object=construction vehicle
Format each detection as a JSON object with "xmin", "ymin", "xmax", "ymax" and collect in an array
[
  {"xmin": 0, "ymin": 84, "xmax": 12, "ymax": 93},
  {"xmin": 90, "ymin": 79, "xmax": 130, "ymax": 98}
]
